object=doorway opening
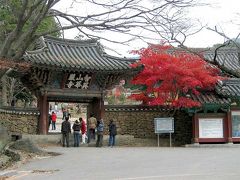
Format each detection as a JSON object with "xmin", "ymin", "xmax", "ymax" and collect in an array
[{"xmin": 48, "ymin": 102, "xmax": 88, "ymax": 134}]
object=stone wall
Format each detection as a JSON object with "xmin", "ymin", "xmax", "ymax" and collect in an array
[
  {"xmin": 0, "ymin": 105, "xmax": 193, "ymax": 145},
  {"xmin": 104, "ymin": 105, "xmax": 193, "ymax": 146},
  {"xmin": 0, "ymin": 107, "xmax": 39, "ymax": 135}
]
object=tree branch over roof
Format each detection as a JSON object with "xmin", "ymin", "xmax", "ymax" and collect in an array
[
  {"xmin": 0, "ymin": 0, "xmax": 205, "ymax": 81},
  {"xmin": 204, "ymin": 26, "xmax": 240, "ymax": 77},
  {"xmin": 0, "ymin": 0, "xmax": 202, "ymax": 60}
]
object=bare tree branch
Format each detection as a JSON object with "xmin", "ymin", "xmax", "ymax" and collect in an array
[
  {"xmin": 1, "ymin": 0, "xmax": 203, "ymax": 62},
  {"xmin": 207, "ymin": 26, "xmax": 240, "ymax": 49}
]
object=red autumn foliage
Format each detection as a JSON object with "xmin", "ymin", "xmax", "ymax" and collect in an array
[{"xmin": 129, "ymin": 45, "xmax": 224, "ymax": 108}]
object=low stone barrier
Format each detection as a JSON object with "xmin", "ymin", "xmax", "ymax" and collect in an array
[{"xmin": 0, "ymin": 107, "xmax": 39, "ymax": 135}]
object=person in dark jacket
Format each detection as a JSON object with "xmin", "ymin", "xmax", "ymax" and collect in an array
[
  {"xmin": 61, "ymin": 116, "xmax": 71, "ymax": 147},
  {"xmin": 62, "ymin": 109, "xmax": 71, "ymax": 121},
  {"xmin": 108, "ymin": 119, "xmax": 117, "ymax": 147},
  {"xmin": 96, "ymin": 119, "xmax": 104, "ymax": 147},
  {"xmin": 72, "ymin": 119, "xmax": 81, "ymax": 147},
  {"xmin": 48, "ymin": 113, "xmax": 52, "ymax": 130}
]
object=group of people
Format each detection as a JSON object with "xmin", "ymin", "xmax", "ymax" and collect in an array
[
  {"xmin": 61, "ymin": 116, "xmax": 86, "ymax": 147},
  {"xmin": 48, "ymin": 110, "xmax": 71, "ymax": 131},
  {"xmin": 61, "ymin": 113, "xmax": 117, "ymax": 148},
  {"xmin": 86, "ymin": 114, "xmax": 117, "ymax": 147}
]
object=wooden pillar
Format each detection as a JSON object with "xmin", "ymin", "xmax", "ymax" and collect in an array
[
  {"xmin": 39, "ymin": 94, "xmax": 48, "ymax": 134},
  {"xmin": 46, "ymin": 102, "xmax": 49, "ymax": 133},
  {"xmin": 192, "ymin": 114, "xmax": 199, "ymax": 144},
  {"xmin": 99, "ymin": 97, "xmax": 104, "ymax": 119},
  {"xmin": 226, "ymin": 110, "xmax": 233, "ymax": 143},
  {"xmin": 91, "ymin": 97, "xmax": 104, "ymax": 121}
]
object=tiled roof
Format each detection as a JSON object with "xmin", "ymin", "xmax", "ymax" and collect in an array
[
  {"xmin": 216, "ymin": 79, "xmax": 240, "ymax": 98},
  {"xmin": 168, "ymin": 46, "xmax": 240, "ymax": 72},
  {"xmin": 203, "ymin": 47, "xmax": 240, "ymax": 71},
  {"xmin": 24, "ymin": 36, "xmax": 136, "ymax": 72},
  {"xmin": 105, "ymin": 105, "xmax": 174, "ymax": 112},
  {"xmin": 187, "ymin": 47, "xmax": 240, "ymax": 101},
  {"xmin": 191, "ymin": 92, "xmax": 231, "ymax": 105},
  {"xmin": 0, "ymin": 107, "xmax": 40, "ymax": 115}
]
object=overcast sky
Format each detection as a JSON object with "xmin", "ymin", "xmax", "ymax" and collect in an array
[
  {"xmin": 185, "ymin": 0, "xmax": 240, "ymax": 47},
  {"xmin": 54, "ymin": 0, "xmax": 240, "ymax": 56}
]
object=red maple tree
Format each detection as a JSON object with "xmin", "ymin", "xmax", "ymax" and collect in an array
[{"xmin": 129, "ymin": 45, "xmax": 223, "ymax": 108}]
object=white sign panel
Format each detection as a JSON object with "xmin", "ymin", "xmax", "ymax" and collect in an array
[
  {"xmin": 199, "ymin": 118, "xmax": 223, "ymax": 138},
  {"xmin": 232, "ymin": 111, "xmax": 240, "ymax": 116},
  {"xmin": 231, "ymin": 111, "xmax": 240, "ymax": 137},
  {"xmin": 154, "ymin": 118, "xmax": 174, "ymax": 133}
]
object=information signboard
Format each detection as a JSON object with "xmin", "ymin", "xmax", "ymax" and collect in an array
[
  {"xmin": 231, "ymin": 111, "xmax": 240, "ymax": 137},
  {"xmin": 154, "ymin": 117, "xmax": 174, "ymax": 134},
  {"xmin": 199, "ymin": 118, "xmax": 223, "ymax": 138}
]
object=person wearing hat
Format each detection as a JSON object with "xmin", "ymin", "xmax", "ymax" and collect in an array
[{"xmin": 72, "ymin": 119, "xmax": 81, "ymax": 147}]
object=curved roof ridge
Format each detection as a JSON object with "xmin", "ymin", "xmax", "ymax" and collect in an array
[
  {"xmin": 104, "ymin": 53, "xmax": 139, "ymax": 62},
  {"xmin": 26, "ymin": 36, "xmax": 100, "ymax": 55},
  {"xmin": 205, "ymin": 47, "xmax": 239, "ymax": 53},
  {"xmin": 25, "ymin": 48, "xmax": 47, "ymax": 55},
  {"xmin": 24, "ymin": 36, "xmax": 137, "ymax": 72},
  {"xmin": 26, "ymin": 36, "xmax": 48, "ymax": 54},
  {"xmin": 44, "ymin": 36, "xmax": 99, "ymax": 46},
  {"xmin": 221, "ymin": 78, "xmax": 240, "ymax": 85}
]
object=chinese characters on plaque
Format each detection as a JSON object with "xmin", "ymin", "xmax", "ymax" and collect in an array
[{"xmin": 65, "ymin": 73, "xmax": 92, "ymax": 89}]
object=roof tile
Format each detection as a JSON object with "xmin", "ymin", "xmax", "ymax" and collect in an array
[{"xmin": 24, "ymin": 36, "xmax": 136, "ymax": 72}]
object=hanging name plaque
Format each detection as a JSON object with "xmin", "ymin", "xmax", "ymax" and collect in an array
[{"xmin": 65, "ymin": 72, "xmax": 92, "ymax": 89}]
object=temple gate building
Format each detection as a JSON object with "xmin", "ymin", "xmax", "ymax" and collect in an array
[
  {"xmin": 23, "ymin": 36, "xmax": 137, "ymax": 134},
  {"xmin": 1, "ymin": 37, "xmax": 240, "ymax": 146}
]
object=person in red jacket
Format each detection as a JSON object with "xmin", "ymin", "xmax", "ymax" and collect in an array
[
  {"xmin": 51, "ymin": 111, "xmax": 57, "ymax": 130},
  {"xmin": 79, "ymin": 117, "xmax": 87, "ymax": 144}
]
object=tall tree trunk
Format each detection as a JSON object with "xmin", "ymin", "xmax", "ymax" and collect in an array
[{"xmin": 1, "ymin": 75, "xmax": 8, "ymax": 106}]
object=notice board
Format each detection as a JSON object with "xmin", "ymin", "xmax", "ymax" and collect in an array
[{"xmin": 154, "ymin": 117, "xmax": 174, "ymax": 134}]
